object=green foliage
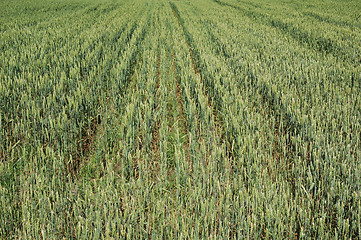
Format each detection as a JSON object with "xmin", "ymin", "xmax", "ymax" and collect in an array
[{"xmin": 0, "ymin": 0, "xmax": 360, "ymax": 238}]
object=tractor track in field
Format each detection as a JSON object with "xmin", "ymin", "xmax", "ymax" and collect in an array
[
  {"xmin": 159, "ymin": 44, "xmax": 190, "ymax": 190},
  {"xmin": 149, "ymin": 49, "xmax": 162, "ymax": 180},
  {"xmin": 128, "ymin": 60, "xmax": 144, "ymax": 181},
  {"xmin": 68, "ymin": 16, "xmax": 150, "ymax": 180},
  {"xmin": 202, "ymin": 17, "xmax": 306, "ymax": 193},
  {"xmin": 117, "ymin": 18, "xmax": 154, "ymax": 182},
  {"xmin": 202, "ymin": 14, "xmax": 303, "ymax": 238},
  {"xmin": 169, "ymin": 2, "xmax": 233, "ymax": 163},
  {"xmin": 170, "ymin": 47, "xmax": 191, "ymax": 168}
]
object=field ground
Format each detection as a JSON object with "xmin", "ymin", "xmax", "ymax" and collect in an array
[{"xmin": 0, "ymin": 0, "xmax": 361, "ymax": 238}]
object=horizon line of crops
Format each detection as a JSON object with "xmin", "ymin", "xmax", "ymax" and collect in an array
[
  {"xmin": 235, "ymin": 0, "xmax": 361, "ymax": 29},
  {"xmin": 211, "ymin": 0, "xmax": 361, "ymax": 67}
]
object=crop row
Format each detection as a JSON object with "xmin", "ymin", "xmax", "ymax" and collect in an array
[
  {"xmin": 1, "ymin": 0, "xmax": 360, "ymax": 238},
  {"xmin": 170, "ymin": 0, "xmax": 360, "ymax": 237}
]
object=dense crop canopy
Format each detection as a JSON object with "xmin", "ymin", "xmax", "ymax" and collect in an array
[{"xmin": 0, "ymin": 0, "xmax": 360, "ymax": 238}]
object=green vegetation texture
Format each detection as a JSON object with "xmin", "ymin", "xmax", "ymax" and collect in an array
[{"xmin": 0, "ymin": 0, "xmax": 360, "ymax": 238}]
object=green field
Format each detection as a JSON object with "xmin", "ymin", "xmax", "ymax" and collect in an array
[{"xmin": 1, "ymin": 0, "xmax": 360, "ymax": 238}]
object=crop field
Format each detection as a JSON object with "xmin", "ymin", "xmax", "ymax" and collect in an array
[{"xmin": 1, "ymin": 0, "xmax": 360, "ymax": 238}]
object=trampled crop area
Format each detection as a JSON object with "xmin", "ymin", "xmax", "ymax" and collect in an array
[{"xmin": 1, "ymin": 0, "xmax": 360, "ymax": 238}]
